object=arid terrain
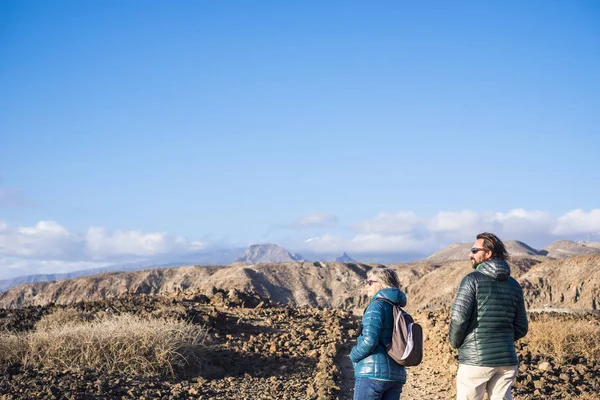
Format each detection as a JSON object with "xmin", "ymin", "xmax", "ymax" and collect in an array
[
  {"xmin": 1, "ymin": 241, "xmax": 600, "ymax": 398},
  {"xmin": 1, "ymin": 290, "xmax": 599, "ymax": 399}
]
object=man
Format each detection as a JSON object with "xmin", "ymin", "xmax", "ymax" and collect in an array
[{"xmin": 449, "ymin": 232, "xmax": 528, "ymax": 400}]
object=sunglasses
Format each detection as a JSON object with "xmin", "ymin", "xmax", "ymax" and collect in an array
[
  {"xmin": 470, "ymin": 247, "xmax": 488, "ymax": 254},
  {"xmin": 365, "ymin": 279, "xmax": 378, "ymax": 286}
]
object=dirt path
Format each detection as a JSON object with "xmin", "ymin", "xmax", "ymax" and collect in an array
[
  {"xmin": 337, "ymin": 352, "xmax": 454, "ymax": 399},
  {"xmin": 336, "ymin": 348, "xmax": 356, "ymax": 399},
  {"xmin": 402, "ymin": 365, "xmax": 454, "ymax": 399}
]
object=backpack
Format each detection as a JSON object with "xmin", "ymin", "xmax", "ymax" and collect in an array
[{"xmin": 376, "ymin": 298, "xmax": 424, "ymax": 367}]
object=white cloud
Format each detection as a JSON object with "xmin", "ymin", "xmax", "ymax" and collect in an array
[
  {"xmin": 0, "ymin": 220, "xmax": 81, "ymax": 259},
  {"xmin": 0, "ymin": 220, "xmax": 205, "ymax": 266},
  {"xmin": 303, "ymin": 233, "xmax": 431, "ymax": 254},
  {"xmin": 2, "ymin": 208, "xmax": 599, "ymax": 279},
  {"xmin": 553, "ymin": 209, "xmax": 600, "ymax": 236},
  {"xmin": 85, "ymin": 227, "xmax": 205, "ymax": 259},
  {"xmin": 490, "ymin": 209, "xmax": 555, "ymax": 242},
  {"xmin": 303, "ymin": 208, "xmax": 600, "ymax": 254},
  {"xmin": 428, "ymin": 210, "xmax": 483, "ymax": 234}
]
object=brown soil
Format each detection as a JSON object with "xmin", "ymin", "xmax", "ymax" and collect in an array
[{"xmin": 2, "ymin": 290, "xmax": 599, "ymax": 399}]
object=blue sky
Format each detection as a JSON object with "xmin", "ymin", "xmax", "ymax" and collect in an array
[{"xmin": 1, "ymin": 0, "xmax": 599, "ymax": 278}]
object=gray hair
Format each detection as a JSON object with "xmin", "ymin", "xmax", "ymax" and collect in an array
[{"xmin": 367, "ymin": 266, "xmax": 400, "ymax": 288}]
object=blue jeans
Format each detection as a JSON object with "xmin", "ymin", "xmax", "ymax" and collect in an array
[{"xmin": 353, "ymin": 378, "xmax": 403, "ymax": 400}]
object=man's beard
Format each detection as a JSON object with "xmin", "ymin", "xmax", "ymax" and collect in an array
[{"xmin": 470, "ymin": 258, "xmax": 477, "ymax": 269}]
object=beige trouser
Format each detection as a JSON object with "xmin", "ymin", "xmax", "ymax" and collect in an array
[{"xmin": 456, "ymin": 364, "xmax": 518, "ymax": 400}]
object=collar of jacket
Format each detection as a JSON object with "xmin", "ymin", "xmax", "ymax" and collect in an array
[
  {"xmin": 476, "ymin": 259, "xmax": 511, "ymax": 281},
  {"xmin": 370, "ymin": 287, "xmax": 407, "ymax": 306}
]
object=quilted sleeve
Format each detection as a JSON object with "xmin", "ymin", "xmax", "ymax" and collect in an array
[
  {"xmin": 513, "ymin": 284, "xmax": 528, "ymax": 341},
  {"xmin": 350, "ymin": 302, "xmax": 385, "ymax": 363},
  {"xmin": 449, "ymin": 275, "xmax": 476, "ymax": 349}
]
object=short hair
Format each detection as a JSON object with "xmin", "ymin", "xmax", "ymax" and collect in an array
[
  {"xmin": 477, "ymin": 232, "xmax": 510, "ymax": 261},
  {"xmin": 367, "ymin": 266, "xmax": 400, "ymax": 288}
]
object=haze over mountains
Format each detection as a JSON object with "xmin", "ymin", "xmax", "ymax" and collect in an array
[
  {"xmin": 0, "ymin": 244, "xmax": 356, "ymax": 292},
  {"xmin": 0, "ymin": 248, "xmax": 246, "ymax": 292},
  {"xmin": 1, "ymin": 239, "xmax": 599, "ymax": 311}
]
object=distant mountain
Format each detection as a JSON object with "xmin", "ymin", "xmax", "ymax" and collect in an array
[
  {"xmin": 0, "ymin": 261, "xmax": 189, "ymax": 293},
  {"xmin": 335, "ymin": 252, "xmax": 356, "ymax": 263},
  {"xmin": 426, "ymin": 243, "xmax": 471, "ymax": 263},
  {"xmin": 0, "ymin": 262, "xmax": 372, "ymax": 309},
  {"xmin": 0, "ymin": 248, "xmax": 245, "ymax": 293},
  {"xmin": 236, "ymin": 244, "xmax": 304, "ymax": 264},
  {"xmin": 427, "ymin": 240, "xmax": 544, "ymax": 263},
  {"xmin": 506, "ymin": 240, "xmax": 543, "ymax": 256},
  {"xmin": 543, "ymin": 240, "xmax": 600, "ymax": 258},
  {"xmin": 0, "ymin": 248, "xmax": 421, "ymax": 293}
]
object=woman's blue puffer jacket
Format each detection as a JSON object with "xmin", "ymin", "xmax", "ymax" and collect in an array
[{"xmin": 350, "ymin": 287, "xmax": 407, "ymax": 382}]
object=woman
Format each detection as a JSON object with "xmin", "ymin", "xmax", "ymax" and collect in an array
[{"xmin": 350, "ymin": 266, "xmax": 407, "ymax": 400}]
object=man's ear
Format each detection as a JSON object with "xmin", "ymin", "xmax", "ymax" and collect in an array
[{"xmin": 485, "ymin": 251, "xmax": 493, "ymax": 261}]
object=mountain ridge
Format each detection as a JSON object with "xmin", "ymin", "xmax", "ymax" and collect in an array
[
  {"xmin": 2, "ymin": 253, "xmax": 599, "ymax": 313},
  {"xmin": 3, "ymin": 239, "xmax": 599, "ymax": 297}
]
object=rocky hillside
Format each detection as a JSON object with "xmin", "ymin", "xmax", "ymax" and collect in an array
[
  {"xmin": 543, "ymin": 240, "xmax": 600, "ymax": 258},
  {"xmin": 520, "ymin": 254, "xmax": 600, "ymax": 310},
  {"xmin": 2, "ymin": 255, "xmax": 598, "ymax": 314},
  {"xmin": 0, "ymin": 262, "xmax": 375, "ymax": 310},
  {"xmin": 236, "ymin": 244, "xmax": 304, "ymax": 263},
  {"xmin": 406, "ymin": 256, "xmax": 543, "ymax": 310}
]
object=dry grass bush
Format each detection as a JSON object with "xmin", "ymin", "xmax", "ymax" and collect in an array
[
  {"xmin": 24, "ymin": 314, "xmax": 208, "ymax": 377},
  {"xmin": 0, "ymin": 333, "xmax": 27, "ymax": 364},
  {"xmin": 526, "ymin": 314, "xmax": 600, "ymax": 362},
  {"xmin": 34, "ymin": 307, "xmax": 93, "ymax": 331}
]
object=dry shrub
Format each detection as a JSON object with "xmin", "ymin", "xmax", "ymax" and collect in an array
[
  {"xmin": 24, "ymin": 314, "xmax": 208, "ymax": 377},
  {"xmin": 34, "ymin": 307, "xmax": 93, "ymax": 331},
  {"xmin": 0, "ymin": 333, "xmax": 27, "ymax": 364},
  {"xmin": 526, "ymin": 315, "xmax": 600, "ymax": 362}
]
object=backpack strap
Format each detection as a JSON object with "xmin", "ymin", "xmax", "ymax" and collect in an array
[
  {"xmin": 374, "ymin": 298, "xmax": 413, "ymax": 323},
  {"xmin": 372, "ymin": 298, "xmax": 401, "ymax": 347},
  {"xmin": 374, "ymin": 298, "xmax": 395, "ymax": 307}
]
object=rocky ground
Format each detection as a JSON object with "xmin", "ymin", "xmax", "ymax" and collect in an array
[
  {"xmin": 0, "ymin": 290, "xmax": 355, "ymax": 399},
  {"xmin": 1, "ymin": 290, "xmax": 599, "ymax": 399},
  {"xmin": 410, "ymin": 309, "xmax": 600, "ymax": 400}
]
